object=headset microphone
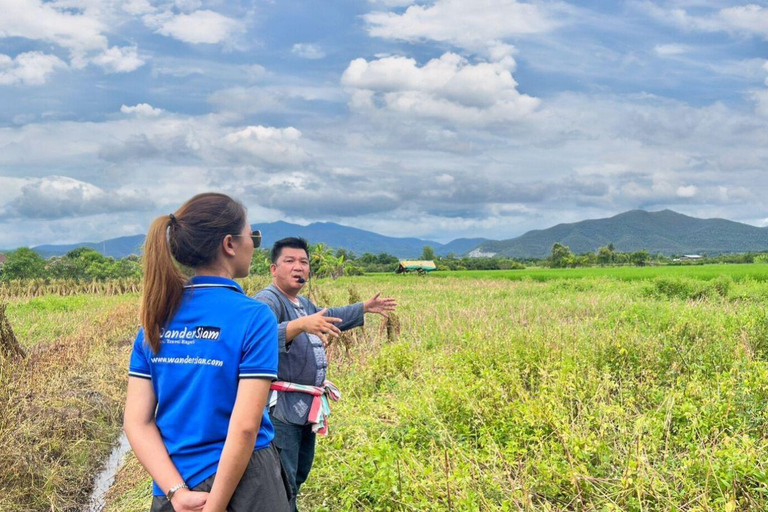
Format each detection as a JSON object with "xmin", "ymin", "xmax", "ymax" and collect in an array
[{"xmin": 297, "ymin": 277, "xmax": 306, "ymax": 284}]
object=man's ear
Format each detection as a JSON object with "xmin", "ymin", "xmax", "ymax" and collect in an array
[{"xmin": 270, "ymin": 263, "xmax": 277, "ymax": 276}]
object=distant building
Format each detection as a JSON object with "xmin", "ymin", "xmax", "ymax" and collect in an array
[
  {"xmin": 672, "ymin": 254, "xmax": 704, "ymax": 262},
  {"xmin": 0, "ymin": 254, "xmax": 6, "ymax": 266},
  {"xmin": 396, "ymin": 260, "xmax": 437, "ymax": 274}
]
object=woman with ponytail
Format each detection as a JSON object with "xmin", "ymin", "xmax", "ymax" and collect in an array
[{"xmin": 124, "ymin": 193, "xmax": 290, "ymax": 512}]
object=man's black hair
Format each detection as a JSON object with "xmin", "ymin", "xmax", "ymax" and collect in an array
[{"xmin": 271, "ymin": 237, "xmax": 310, "ymax": 263}]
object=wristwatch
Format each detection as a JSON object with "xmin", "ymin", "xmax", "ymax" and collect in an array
[{"xmin": 166, "ymin": 482, "xmax": 188, "ymax": 501}]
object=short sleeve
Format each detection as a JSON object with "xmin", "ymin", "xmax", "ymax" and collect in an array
[
  {"xmin": 239, "ymin": 305, "xmax": 279, "ymax": 380},
  {"xmin": 128, "ymin": 329, "xmax": 152, "ymax": 379}
]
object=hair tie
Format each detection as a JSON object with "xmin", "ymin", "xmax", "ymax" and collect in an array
[{"xmin": 169, "ymin": 213, "xmax": 177, "ymax": 224}]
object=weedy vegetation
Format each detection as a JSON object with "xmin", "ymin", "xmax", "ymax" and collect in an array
[
  {"xmin": 0, "ymin": 294, "xmax": 138, "ymax": 511},
  {"xmin": 3, "ymin": 265, "xmax": 768, "ymax": 511}
]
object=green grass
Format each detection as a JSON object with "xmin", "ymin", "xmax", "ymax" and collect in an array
[
  {"xmin": 5, "ymin": 293, "xmax": 138, "ymax": 348},
  {"xmin": 429, "ymin": 263, "xmax": 768, "ymax": 282},
  {"xmin": 5, "ymin": 265, "xmax": 768, "ymax": 511},
  {"xmin": 300, "ymin": 273, "xmax": 768, "ymax": 510}
]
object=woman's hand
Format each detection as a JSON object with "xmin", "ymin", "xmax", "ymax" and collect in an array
[{"xmin": 172, "ymin": 489, "xmax": 209, "ymax": 512}]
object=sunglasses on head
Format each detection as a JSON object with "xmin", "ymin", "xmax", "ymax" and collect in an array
[{"xmin": 232, "ymin": 230, "xmax": 261, "ymax": 248}]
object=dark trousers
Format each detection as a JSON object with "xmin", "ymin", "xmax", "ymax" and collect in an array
[
  {"xmin": 272, "ymin": 417, "xmax": 317, "ymax": 512},
  {"xmin": 149, "ymin": 444, "xmax": 291, "ymax": 512}
]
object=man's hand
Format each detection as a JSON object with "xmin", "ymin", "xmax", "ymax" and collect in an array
[
  {"xmin": 173, "ymin": 489, "xmax": 209, "ymax": 512},
  {"xmin": 301, "ymin": 309, "xmax": 342, "ymax": 346},
  {"xmin": 363, "ymin": 292, "xmax": 398, "ymax": 317}
]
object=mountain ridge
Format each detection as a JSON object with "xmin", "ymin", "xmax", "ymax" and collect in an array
[
  {"xmin": 23, "ymin": 210, "xmax": 768, "ymax": 260},
  {"xmin": 30, "ymin": 221, "xmax": 487, "ymax": 259},
  {"xmin": 477, "ymin": 209, "xmax": 768, "ymax": 258}
]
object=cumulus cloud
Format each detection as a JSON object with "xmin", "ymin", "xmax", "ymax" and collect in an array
[
  {"xmin": 0, "ymin": 176, "xmax": 153, "ymax": 220},
  {"xmin": 341, "ymin": 52, "xmax": 539, "ymax": 125},
  {"xmin": 676, "ymin": 185, "xmax": 698, "ymax": 198},
  {"xmin": 0, "ymin": 52, "xmax": 67, "ymax": 86},
  {"xmin": 121, "ymin": 103, "xmax": 164, "ymax": 117},
  {"xmin": 221, "ymin": 126, "xmax": 308, "ymax": 166},
  {"xmin": 0, "ymin": 0, "xmax": 146, "ymax": 74},
  {"xmin": 91, "ymin": 46, "xmax": 145, "ymax": 73},
  {"xmin": 0, "ymin": 0, "xmax": 107, "ymax": 58},
  {"xmin": 144, "ymin": 10, "xmax": 245, "ymax": 44},
  {"xmin": 364, "ymin": 0, "xmax": 562, "ymax": 48},
  {"xmin": 291, "ymin": 43, "xmax": 326, "ymax": 60}
]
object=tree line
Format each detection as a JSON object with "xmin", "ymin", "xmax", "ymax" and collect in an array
[{"xmin": 2, "ymin": 243, "xmax": 767, "ymax": 282}]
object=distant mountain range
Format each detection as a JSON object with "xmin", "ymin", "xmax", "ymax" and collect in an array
[
  {"xmin": 31, "ymin": 221, "xmax": 487, "ymax": 259},
  {"xmin": 25, "ymin": 210, "xmax": 768, "ymax": 260},
  {"xmin": 474, "ymin": 209, "xmax": 768, "ymax": 258}
]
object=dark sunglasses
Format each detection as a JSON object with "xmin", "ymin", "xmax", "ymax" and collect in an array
[{"xmin": 232, "ymin": 230, "xmax": 261, "ymax": 248}]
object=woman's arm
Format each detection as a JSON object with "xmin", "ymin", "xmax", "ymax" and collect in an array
[
  {"xmin": 202, "ymin": 378, "xmax": 273, "ymax": 512},
  {"xmin": 123, "ymin": 377, "xmax": 208, "ymax": 512}
]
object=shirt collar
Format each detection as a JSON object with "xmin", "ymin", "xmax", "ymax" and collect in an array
[{"xmin": 186, "ymin": 275, "xmax": 244, "ymax": 294}]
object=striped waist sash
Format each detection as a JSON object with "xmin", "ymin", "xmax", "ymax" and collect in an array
[{"xmin": 269, "ymin": 380, "xmax": 341, "ymax": 435}]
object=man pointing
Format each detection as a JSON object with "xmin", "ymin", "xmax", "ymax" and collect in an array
[{"xmin": 254, "ymin": 237, "xmax": 397, "ymax": 511}]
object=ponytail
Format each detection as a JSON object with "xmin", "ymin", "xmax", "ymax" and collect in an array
[
  {"xmin": 139, "ymin": 193, "xmax": 247, "ymax": 353},
  {"xmin": 141, "ymin": 214, "xmax": 187, "ymax": 353}
]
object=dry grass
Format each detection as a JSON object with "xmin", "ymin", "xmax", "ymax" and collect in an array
[{"xmin": 0, "ymin": 295, "xmax": 137, "ymax": 511}]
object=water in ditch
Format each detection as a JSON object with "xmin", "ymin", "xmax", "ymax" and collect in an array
[{"xmin": 85, "ymin": 433, "xmax": 132, "ymax": 512}]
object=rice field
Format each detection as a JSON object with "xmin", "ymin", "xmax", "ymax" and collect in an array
[{"xmin": 2, "ymin": 265, "xmax": 768, "ymax": 511}]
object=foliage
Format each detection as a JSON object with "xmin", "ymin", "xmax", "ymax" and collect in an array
[
  {"xmin": 629, "ymin": 249, "xmax": 650, "ymax": 266},
  {"xmin": 1, "ymin": 247, "xmax": 141, "ymax": 282},
  {"xmin": 1, "ymin": 247, "xmax": 47, "ymax": 280},
  {"xmin": 250, "ymin": 248, "xmax": 271, "ymax": 276},
  {"xmin": 421, "ymin": 245, "xmax": 435, "ymax": 261},
  {"xmin": 550, "ymin": 242, "xmax": 574, "ymax": 268},
  {"xmin": 311, "ymin": 243, "xmax": 346, "ymax": 279}
]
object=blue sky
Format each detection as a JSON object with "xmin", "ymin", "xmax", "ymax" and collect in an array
[{"xmin": 1, "ymin": 0, "xmax": 767, "ymax": 248}]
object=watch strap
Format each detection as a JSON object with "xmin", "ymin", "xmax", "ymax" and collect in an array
[{"xmin": 166, "ymin": 482, "xmax": 188, "ymax": 501}]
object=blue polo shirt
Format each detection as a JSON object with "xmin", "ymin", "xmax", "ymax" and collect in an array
[{"xmin": 128, "ymin": 276, "xmax": 278, "ymax": 496}]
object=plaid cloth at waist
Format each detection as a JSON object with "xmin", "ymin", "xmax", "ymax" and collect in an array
[{"xmin": 269, "ymin": 380, "xmax": 341, "ymax": 435}]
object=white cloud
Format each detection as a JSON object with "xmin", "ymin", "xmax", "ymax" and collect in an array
[
  {"xmin": 654, "ymin": 44, "xmax": 687, "ymax": 56},
  {"xmin": 91, "ymin": 46, "xmax": 145, "ymax": 73},
  {"xmin": 718, "ymin": 5, "xmax": 768, "ymax": 38},
  {"xmin": 0, "ymin": 176, "xmax": 153, "ymax": 220},
  {"xmin": 0, "ymin": 52, "xmax": 67, "ymax": 86},
  {"xmin": 0, "ymin": 0, "xmax": 107, "ymax": 58},
  {"xmin": 145, "ymin": 10, "xmax": 245, "ymax": 44},
  {"xmin": 208, "ymin": 85, "xmax": 346, "ymax": 115},
  {"xmin": 364, "ymin": 0, "xmax": 562, "ymax": 48},
  {"xmin": 640, "ymin": 3, "xmax": 768, "ymax": 39},
  {"xmin": 221, "ymin": 126, "xmax": 308, "ymax": 166},
  {"xmin": 122, "ymin": 0, "xmax": 155, "ymax": 15},
  {"xmin": 753, "ymin": 62, "xmax": 768, "ymax": 116},
  {"xmin": 121, "ymin": 103, "xmax": 164, "ymax": 117},
  {"xmin": 676, "ymin": 185, "xmax": 698, "ymax": 198},
  {"xmin": 368, "ymin": 0, "xmax": 416, "ymax": 6},
  {"xmin": 291, "ymin": 43, "xmax": 326, "ymax": 60},
  {"xmin": 341, "ymin": 52, "xmax": 539, "ymax": 125},
  {"xmin": 0, "ymin": 0, "xmax": 147, "ymax": 74}
]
